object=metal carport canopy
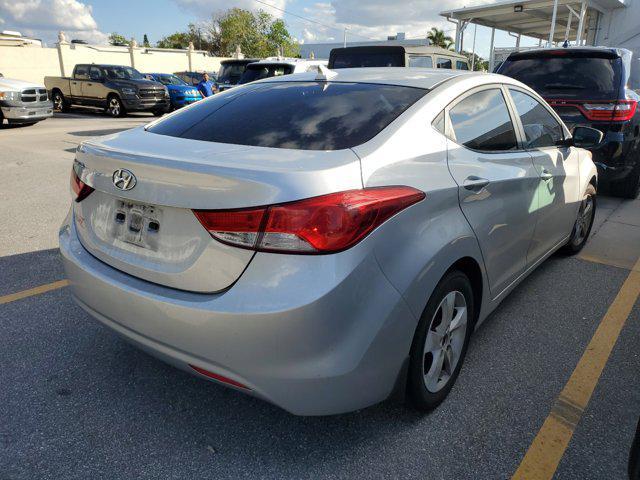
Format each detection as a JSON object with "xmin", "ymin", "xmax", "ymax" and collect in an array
[{"xmin": 440, "ymin": 0, "xmax": 626, "ymax": 49}]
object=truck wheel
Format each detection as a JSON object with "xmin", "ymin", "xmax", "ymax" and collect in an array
[
  {"xmin": 152, "ymin": 109, "xmax": 165, "ymax": 117},
  {"xmin": 106, "ymin": 95, "xmax": 125, "ymax": 118},
  {"xmin": 52, "ymin": 90, "xmax": 70, "ymax": 112},
  {"xmin": 612, "ymin": 169, "xmax": 640, "ymax": 199}
]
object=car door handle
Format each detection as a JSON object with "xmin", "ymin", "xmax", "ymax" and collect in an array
[
  {"xmin": 463, "ymin": 176, "xmax": 490, "ymax": 191},
  {"xmin": 541, "ymin": 170, "xmax": 553, "ymax": 181}
]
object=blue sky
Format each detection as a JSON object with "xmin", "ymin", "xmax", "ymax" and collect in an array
[{"xmin": 0, "ymin": 0, "xmax": 541, "ymax": 59}]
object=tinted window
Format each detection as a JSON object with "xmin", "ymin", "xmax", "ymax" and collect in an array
[
  {"xmin": 239, "ymin": 64, "xmax": 294, "ymax": 84},
  {"xmin": 456, "ymin": 61, "xmax": 469, "ymax": 70},
  {"xmin": 498, "ymin": 53, "xmax": 622, "ymax": 99},
  {"xmin": 510, "ymin": 89, "xmax": 564, "ymax": 148},
  {"xmin": 148, "ymin": 82, "xmax": 426, "ymax": 151},
  {"xmin": 409, "ymin": 56, "xmax": 433, "ymax": 68},
  {"xmin": 74, "ymin": 65, "xmax": 88, "ymax": 79},
  {"xmin": 154, "ymin": 74, "xmax": 188, "ymax": 86},
  {"xmin": 218, "ymin": 63, "xmax": 249, "ymax": 84},
  {"xmin": 89, "ymin": 66, "xmax": 102, "ymax": 80},
  {"xmin": 437, "ymin": 58, "xmax": 453, "ymax": 69},
  {"xmin": 449, "ymin": 89, "xmax": 518, "ymax": 151},
  {"xmin": 331, "ymin": 52, "xmax": 404, "ymax": 68},
  {"xmin": 99, "ymin": 66, "xmax": 144, "ymax": 80}
]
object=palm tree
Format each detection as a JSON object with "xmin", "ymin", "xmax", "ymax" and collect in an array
[{"xmin": 427, "ymin": 27, "xmax": 454, "ymax": 50}]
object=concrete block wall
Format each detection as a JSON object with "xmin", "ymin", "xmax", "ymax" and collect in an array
[{"xmin": 0, "ymin": 42, "xmax": 229, "ymax": 85}]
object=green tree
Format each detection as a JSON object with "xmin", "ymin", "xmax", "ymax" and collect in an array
[
  {"xmin": 108, "ymin": 32, "xmax": 130, "ymax": 46},
  {"xmin": 156, "ymin": 32, "xmax": 192, "ymax": 49},
  {"xmin": 463, "ymin": 51, "xmax": 488, "ymax": 71},
  {"xmin": 143, "ymin": 34, "xmax": 150, "ymax": 47},
  {"xmin": 427, "ymin": 27, "xmax": 454, "ymax": 50}
]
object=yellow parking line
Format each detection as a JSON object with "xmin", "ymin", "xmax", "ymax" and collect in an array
[
  {"xmin": 0, "ymin": 280, "xmax": 69, "ymax": 305},
  {"xmin": 513, "ymin": 256, "xmax": 640, "ymax": 480}
]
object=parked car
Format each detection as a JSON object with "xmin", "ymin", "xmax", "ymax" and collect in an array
[
  {"xmin": 216, "ymin": 58, "xmax": 260, "ymax": 91},
  {"xmin": 497, "ymin": 47, "xmax": 640, "ymax": 198},
  {"xmin": 0, "ymin": 73, "xmax": 53, "ymax": 126},
  {"xmin": 144, "ymin": 73, "xmax": 202, "ymax": 110},
  {"xmin": 631, "ymin": 417, "xmax": 640, "ymax": 480},
  {"xmin": 174, "ymin": 71, "xmax": 218, "ymax": 86},
  {"xmin": 238, "ymin": 58, "xmax": 328, "ymax": 85},
  {"xmin": 60, "ymin": 68, "xmax": 600, "ymax": 416},
  {"xmin": 328, "ymin": 45, "xmax": 470, "ymax": 70},
  {"xmin": 45, "ymin": 64, "xmax": 169, "ymax": 118}
]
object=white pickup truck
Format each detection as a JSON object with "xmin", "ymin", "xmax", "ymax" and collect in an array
[{"xmin": 0, "ymin": 73, "xmax": 53, "ymax": 127}]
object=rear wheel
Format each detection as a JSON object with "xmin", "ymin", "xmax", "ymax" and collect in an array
[
  {"xmin": 52, "ymin": 90, "xmax": 70, "ymax": 112},
  {"xmin": 612, "ymin": 169, "xmax": 640, "ymax": 199},
  {"xmin": 106, "ymin": 95, "xmax": 125, "ymax": 118},
  {"xmin": 408, "ymin": 270, "xmax": 474, "ymax": 411},
  {"xmin": 562, "ymin": 184, "xmax": 596, "ymax": 255}
]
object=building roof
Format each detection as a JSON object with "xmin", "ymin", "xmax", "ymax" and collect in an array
[
  {"xmin": 441, "ymin": 0, "xmax": 626, "ymax": 42},
  {"xmin": 257, "ymin": 67, "xmax": 477, "ymax": 89}
]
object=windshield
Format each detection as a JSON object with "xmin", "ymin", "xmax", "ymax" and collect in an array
[
  {"xmin": 148, "ymin": 81, "xmax": 427, "ymax": 150},
  {"xmin": 498, "ymin": 52, "xmax": 623, "ymax": 99},
  {"xmin": 218, "ymin": 63, "xmax": 249, "ymax": 84},
  {"xmin": 154, "ymin": 74, "xmax": 188, "ymax": 86},
  {"xmin": 100, "ymin": 66, "xmax": 145, "ymax": 80},
  {"xmin": 239, "ymin": 64, "xmax": 294, "ymax": 84},
  {"xmin": 330, "ymin": 51, "xmax": 404, "ymax": 69}
]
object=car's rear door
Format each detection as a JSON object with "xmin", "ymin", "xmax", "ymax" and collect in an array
[
  {"xmin": 444, "ymin": 85, "xmax": 539, "ymax": 297},
  {"xmin": 506, "ymin": 87, "xmax": 581, "ymax": 263}
]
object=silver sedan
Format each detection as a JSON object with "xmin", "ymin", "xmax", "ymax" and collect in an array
[{"xmin": 59, "ymin": 68, "xmax": 601, "ymax": 415}]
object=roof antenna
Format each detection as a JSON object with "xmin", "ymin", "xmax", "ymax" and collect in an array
[{"xmin": 315, "ymin": 64, "xmax": 338, "ymax": 81}]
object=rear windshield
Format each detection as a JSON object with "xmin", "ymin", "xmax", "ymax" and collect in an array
[
  {"xmin": 330, "ymin": 48, "xmax": 405, "ymax": 68},
  {"xmin": 239, "ymin": 64, "xmax": 294, "ymax": 84},
  {"xmin": 498, "ymin": 52, "xmax": 622, "ymax": 99},
  {"xmin": 218, "ymin": 62, "xmax": 250, "ymax": 84},
  {"xmin": 147, "ymin": 81, "xmax": 427, "ymax": 150}
]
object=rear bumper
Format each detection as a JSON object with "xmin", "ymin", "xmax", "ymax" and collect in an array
[
  {"xmin": 59, "ymin": 210, "xmax": 416, "ymax": 415},
  {"xmin": 1, "ymin": 102, "xmax": 53, "ymax": 122},
  {"xmin": 585, "ymin": 130, "xmax": 638, "ymax": 182}
]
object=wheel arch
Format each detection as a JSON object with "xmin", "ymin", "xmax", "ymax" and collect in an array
[{"xmin": 446, "ymin": 256, "xmax": 483, "ymax": 327}]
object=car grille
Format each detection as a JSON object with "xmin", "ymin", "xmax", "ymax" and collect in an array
[
  {"xmin": 139, "ymin": 89, "xmax": 165, "ymax": 99},
  {"xmin": 21, "ymin": 88, "xmax": 48, "ymax": 103}
]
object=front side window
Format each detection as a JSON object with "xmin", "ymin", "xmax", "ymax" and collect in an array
[
  {"xmin": 509, "ymin": 89, "xmax": 564, "ymax": 148},
  {"xmin": 448, "ymin": 88, "xmax": 518, "ymax": 151},
  {"xmin": 409, "ymin": 56, "xmax": 433, "ymax": 68},
  {"xmin": 74, "ymin": 65, "xmax": 88, "ymax": 79},
  {"xmin": 148, "ymin": 81, "xmax": 427, "ymax": 151},
  {"xmin": 437, "ymin": 58, "xmax": 453, "ymax": 69}
]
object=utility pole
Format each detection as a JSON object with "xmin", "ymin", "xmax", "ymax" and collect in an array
[{"xmin": 343, "ymin": 27, "xmax": 349, "ymax": 48}]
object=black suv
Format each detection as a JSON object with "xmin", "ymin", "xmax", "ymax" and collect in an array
[{"xmin": 497, "ymin": 47, "xmax": 640, "ymax": 198}]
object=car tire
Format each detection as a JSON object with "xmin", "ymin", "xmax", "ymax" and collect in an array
[
  {"xmin": 152, "ymin": 109, "xmax": 165, "ymax": 117},
  {"xmin": 52, "ymin": 90, "xmax": 70, "ymax": 112},
  {"xmin": 407, "ymin": 270, "xmax": 474, "ymax": 411},
  {"xmin": 612, "ymin": 168, "xmax": 640, "ymax": 199},
  {"xmin": 106, "ymin": 95, "xmax": 125, "ymax": 118},
  {"xmin": 561, "ymin": 184, "xmax": 596, "ymax": 255}
]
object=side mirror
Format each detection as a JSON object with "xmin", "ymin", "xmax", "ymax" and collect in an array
[{"xmin": 571, "ymin": 126, "xmax": 604, "ymax": 148}]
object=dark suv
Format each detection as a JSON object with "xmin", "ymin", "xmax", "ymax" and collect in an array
[{"xmin": 497, "ymin": 47, "xmax": 640, "ymax": 198}]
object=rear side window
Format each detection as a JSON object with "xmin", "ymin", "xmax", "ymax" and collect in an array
[
  {"xmin": 448, "ymin": 89, "xmax": 518, "ymax": 151},
  {"xmin": 498, "ymin": 53, "xmax": 622, "ymax": 99},
  {"xmin": 148, "ymin": 82, "xmax": 427, "ymax": 151},
  {"xmin": 456, "ymin": 61, "xmax": 469, "ymax": 70},
  {"xmin": 437, "ymin": 58, "xmax": 453, "ymax": 69},
  {"xmin": 330, "ymin": 48, "xmax": 405, "ymax": 68},
  {"xmin": 409, "ymin": 56, "xmax": 433, "ymax": 68},
  {"xmin": 509, "ymin": 89, "xmax": 564, "ymax": 148}
]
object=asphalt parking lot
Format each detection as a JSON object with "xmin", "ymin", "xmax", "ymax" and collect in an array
[{"xmin": 1, "ymin": 112, "xmax": 639, "ymax": 480}]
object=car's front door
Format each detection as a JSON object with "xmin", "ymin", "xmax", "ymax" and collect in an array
[
  {"xmin": 507, "ymin": 88, "xmax": 581, "ymax": 263},
  {"xmin": 86, "ymin": 66, "xmax": 109, "ymax": 107},
  {"xmin": 445, "ymin": 86, "xmax": 540, "ymax": 298},
  {"xmin": 71, "ymin": 65, "xmax": 88, "ymax": 101}
]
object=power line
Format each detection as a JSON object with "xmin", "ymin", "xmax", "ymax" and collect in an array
[{"xmin": 251, "ymin": 0, "xmax": 379, "ymax": 42}]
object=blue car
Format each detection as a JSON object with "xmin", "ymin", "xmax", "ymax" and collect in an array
[{"xmin": 144, "ymin": 73, "xmax": 202, "ymax": 110}]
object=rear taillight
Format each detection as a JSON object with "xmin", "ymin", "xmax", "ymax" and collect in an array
[
  {"xmin": 70, "ymin": 163, "xmax": 94, "ymax": 202},
  {"xmin": 547, "ymin": 99, "xmax": 637, "ymax": 122},
  {"xmin": 193, "ymin": 186, "xmax": 425, "ymax": 254}
]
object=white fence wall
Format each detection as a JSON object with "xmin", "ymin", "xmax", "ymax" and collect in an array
[{"xmin": 0, "ymin": 43, "xmax": 229, "ymax": 85}]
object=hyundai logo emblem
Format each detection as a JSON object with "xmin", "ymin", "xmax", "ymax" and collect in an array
[{"xmin": 112, "ymin": 169, "xmax": 137, "ymax": 191}]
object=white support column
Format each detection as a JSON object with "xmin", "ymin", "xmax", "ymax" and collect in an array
[
  {"xmin": 548, "ymin": 0, "xmax": 559, "ymax": 46},
  {"xmin": 516, "ymin": 34, "xmax": 521, "ymax": 48},
  {"xmin": 576, "ymin": 1, "xmax": 587, "ymax": 45},
  {"xmin": 488, "ymin": 27, "xmax": 496, "ymax": 72},
  {"xmin": 565, "ymin": 11, "xmax": 572, "ymax": 42},
  {"xmin": 471, "ymin": 23, "xmax": 477, "ymax": 70}
]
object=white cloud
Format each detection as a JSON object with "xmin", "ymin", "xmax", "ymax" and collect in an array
[{"xmin": 0, "ymin": 0, "xmax": 108, "ymax": 44}]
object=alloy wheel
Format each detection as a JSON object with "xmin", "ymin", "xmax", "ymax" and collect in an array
[
  {"xmin": 53, "ymin": 94, "xmax": 63, "ymax": 111},
  {"xmin": 109, "ymin": 98, "xmax": 121, "ymax": 117},
  {"xmin": 572, "ymin": 194, "xmax": 594, "ymax": 246},
  {"xmin": 423, "ymin": 290, "xmax": 468, "ymax": 393}
]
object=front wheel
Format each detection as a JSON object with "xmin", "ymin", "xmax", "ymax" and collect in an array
[
  {"xmin": 52, "ymin": 90, "xmax": 70, "ymax": 112},
  {"xmin": 562, "ymin": 184, "xmax": 596, "ymax": 255},
  {"xmin": 106, "ymin": 95, "xmax": 125, "ymax": 118},
  {"xmin": 407, "ymin": 270, "xmax": 474, "ymax": 411}
]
